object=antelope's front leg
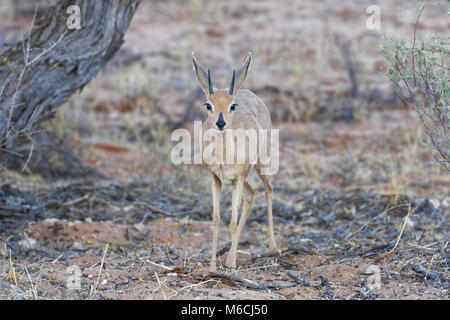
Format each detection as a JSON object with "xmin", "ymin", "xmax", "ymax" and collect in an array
[
  {"xmin": 225, "ymin": 177, "xmax": 244, "ymax": 270},
  {"xmin": 210, "ymin": 174, "xmax": 222, "ymax": 272}
]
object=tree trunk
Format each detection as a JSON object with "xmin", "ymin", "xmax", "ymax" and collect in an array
[{"xmin": 0, "ymin": 0, "xmax": 141, "ymax": 168}]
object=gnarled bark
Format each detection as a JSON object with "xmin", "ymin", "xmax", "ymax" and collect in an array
[{"xmin": 0, "ymin": 0, "xmax": 141, "ymax": 168}]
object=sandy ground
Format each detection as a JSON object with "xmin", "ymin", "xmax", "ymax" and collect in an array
[{"xmin": 0, "ymin": 216, "xmax": 447, "ymax": 300}]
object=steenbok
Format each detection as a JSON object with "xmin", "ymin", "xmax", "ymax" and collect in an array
[{"xmin": 192, "ymin": 52, "xmax": 277, "ymax": 271}]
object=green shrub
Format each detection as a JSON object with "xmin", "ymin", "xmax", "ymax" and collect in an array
[{"xmin": 381, "ymin": 2, "xmax": 449, "ymax": 170}]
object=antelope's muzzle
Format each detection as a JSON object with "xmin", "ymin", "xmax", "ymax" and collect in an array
[{"xmin": 216, "ymin": 112, "xmax": 226, "ymax": 130}]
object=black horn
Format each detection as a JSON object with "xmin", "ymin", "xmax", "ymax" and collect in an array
[
  {"xmin": 208, "ymin": 69, "xmax": 214, "ymax": 94},
  {"xmin": 229, "ymin": 70, "xmax": 235, "ymax": 95}
]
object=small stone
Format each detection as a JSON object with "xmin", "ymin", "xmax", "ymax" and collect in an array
[
  {"xmin": 43, "ymin": 218, "xmax": 60, "ymax": 224},
  {"xmin": 404, "ymin": 217, "xmax": 415, "ymax": 230},
  {"xmin": 428, "ymin": 199, "xmax": 440, "ymax": 210},
  {"xmin": 18, "ymin": 236, "xmax": 37, "ymax": 249},
  {"xmin": 72, "ymin": 241, "xmax": 84, "ymax": 250}
]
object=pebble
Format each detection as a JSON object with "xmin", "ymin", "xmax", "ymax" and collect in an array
[{"xmin": 18, "ymin": 236, "xmax": 37, "ymax": 249}]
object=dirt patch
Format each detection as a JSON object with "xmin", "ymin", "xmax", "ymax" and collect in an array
[{"xmin": 1, "ymin": 216, "xmax": 447, "ymax": 300}]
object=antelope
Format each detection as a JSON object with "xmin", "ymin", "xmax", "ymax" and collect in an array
[{"xmin": 191, "ymin": 52, "xmax": 277, "ymax": 272}]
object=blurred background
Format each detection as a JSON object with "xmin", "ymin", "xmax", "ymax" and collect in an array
[{"xmin": 0, "ymin": 0, "xmax": 448, "ymax": 197}]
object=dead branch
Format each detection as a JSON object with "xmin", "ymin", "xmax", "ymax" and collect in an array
[
  {"xmin": 201, "ymin": 271, "xmax": 297, "ymax": 291},
  {"xmin": 0, "ymin": 0, "xmax": 141, "ymax": 168}
]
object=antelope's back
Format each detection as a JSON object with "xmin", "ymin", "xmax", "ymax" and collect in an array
[
  {"xmin": 234, "ymin": 89, "xmax": 273, "ymax": 174},
  {"xmin": 233, "ymin": 89, "xmax": 272, "ymax": 131}
]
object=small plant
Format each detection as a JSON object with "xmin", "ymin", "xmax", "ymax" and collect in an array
[{"xmin": 381, "ymin": 2, "xmax": 449, "ymax": 170}]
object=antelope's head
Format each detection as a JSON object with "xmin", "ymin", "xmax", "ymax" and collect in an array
[{"xmin": 192, "ymin": 52, "xmax": 252, "ymax": 133}]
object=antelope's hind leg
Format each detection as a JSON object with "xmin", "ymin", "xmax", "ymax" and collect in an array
[
  {"xmin": 257, "ymin": 172, "xmax": 277, "ymax": 251},
  {"xmin": 236, "ymin": 181, "xmax": 254, "ymax": 241}
]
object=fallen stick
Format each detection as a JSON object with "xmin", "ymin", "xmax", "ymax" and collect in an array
[
  {"xmin": 286, "ymin": 271, "xmax": 337, "ymax": 299},
  {"xmin": 63, "ymin": 194, "xmax": 89, "ymax": 207},
  {"xmin": 412, "ymin": 264, "xmax": 448, "ymax": 282},
  {"xmin": 25, "ymin": 267, "xmax": 38, "ymax": 300},
  {"xmin": 251, "ymin": 246, "xmax": 315, "ymax": 263},
  {"xmin": 376, "ymin": 204, "xmax": 415, "ymax": 261},
  {"xmin": 200, "ymin": 272, "xmax": 296, "ymax": 291},
  {"xmin": 154, "ymin": 271, "xmax": 167, "ymax": 300},
  {"xmin": 91, "ymin": 243, "xmax": 109, "ymax": 294},
  {"xmin": 286, "ymin": 271, "xmax": 321, "ymax": 289},
  {"xmin": 216, "ymin": 240, "xmax": 251, "ymax": 257}
]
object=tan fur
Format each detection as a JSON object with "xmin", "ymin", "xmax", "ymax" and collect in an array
[{"xmin": 192, "ymin": 53, "xmax": 277, "ymax": 272}]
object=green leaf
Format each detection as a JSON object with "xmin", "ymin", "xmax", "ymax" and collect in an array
[{"xmin": 418, "ymin": 2, "xmax": 425, "ymax": 12}]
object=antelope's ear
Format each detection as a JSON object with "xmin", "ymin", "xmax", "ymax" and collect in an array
[
  {"xmin": 192, "ymin": 52, "xmax": 214, "ymax": 96},
  {"xmin": 229, "ymin": 52, "xmax": 252, "ymax": 95}
]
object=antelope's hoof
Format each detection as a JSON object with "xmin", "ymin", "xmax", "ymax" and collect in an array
[
  {"xmin": 269, "ymin": 242, "xmax": 278, "ymax": 252},
  {"xmin": 225, "ymin": 258, "xmax": 236, "ymax": 271}
]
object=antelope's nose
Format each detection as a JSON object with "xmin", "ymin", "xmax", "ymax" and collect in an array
[
  {"xmin": 216, "ymin": 113, "xmax": 226, "ymax": 129},
  {"xmin": 216, "ymin": 120, "xmax": 226, "ymax": 129}
]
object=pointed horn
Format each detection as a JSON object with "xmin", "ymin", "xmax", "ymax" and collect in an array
[
  {"xmin": 208, "ymin": 69, "xmax": 214, "ymax": 94},
  {"xmin": 229, "ymin": 70, "xmax": 235, "ymax": 95}
]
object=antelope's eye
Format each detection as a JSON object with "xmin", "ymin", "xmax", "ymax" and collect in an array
[
  {"xmin": 230, "ymin": 103, "xmax": 238, "ymax": 111},
  {"xmin": 204, "ymin": 102, "xmax": 212, "ymax": 111}
]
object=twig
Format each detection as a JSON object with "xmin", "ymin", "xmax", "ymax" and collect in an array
[
  {"xmin": 238, "ymin": 262, "xmax": 280, "ymax": 272},
  {"xmin": 28, "ymin": 30, "xmax": 67, "ymax": 66},
  {"xmin": 204, "ymin": 272, "xmax": 295, "ymax": 291},
  {"xmin": 287, "ymin": 271, "xmax": 336, "ymax": 299},
  {"xmin": 144, "ymin": 259, "xmax": 174, "ymax": 271},
  {"xmin": 318, "ymin": 275, "xmax": 336, "ymax": 300},
  {"xmin": 356, "ymin": 287, "xmax": 374, "ymax": 298},
  {"xmin": 6, "ymin": 4, "xmax": 38, "ymax": 135},
  {"xmin": 154, "ymin": 271, "xmax": 167, "ymax": 300},
  {"xmin": 5, "ymin": 2, "xmax": 67, "ymax": 145},
  {"xmin": 411, "ymin": 2, "xmax": 425, "ymax": 87},
  {"xmin": 391, "ymin": 203, "xmax": 414, "ymax": 251},
  {"xmin": 406, "ymin": 242, "xmax": 436, "ymax": 252},
  {"xmin": 286, "ymin": 271, "xmax": 321, "ymax": 289},
  {"xmin": 91, "ymin": 243, "xmax": 109, "ymax": 294},
  {"xmin": 251, "ymin": 246, "xmax": 315, "ymax": 263},
  {"xmin": 24, "ymin": 266, "xmax": 38, "ymax": 300},
  {"xmin": 8, "ymin": 250, "xmax": 18, "ymax": 286},
  {"xmin": 162, "ymin": 87, "xmax": 204, "ymax": 131},
  {"xmin": 21, "ymin": 132, "xmax": 35, "ymax": 172},
  {"xmin": 168, "ymin": 279, "xmax": 220, "ymax": 299},
  {"xmin": 216, "ymin": 240, "xmax": 251, "ymax": 257},
  {"xmin": 63, "ymin": 194, "xmax": 90, "ymax": 207},
  {"xmin": 4, "ymin": 237, "xmax": 18, "ymax": 256},
  {"xmin": 335, "ymin": 34, "xmax": 358, "ymax": 97},
  {"xmin": 51, "ymin": 254, "xmax": 63, "ymax": 263},
  {"xmin": 346, "ymin": 203, "xmax": 410, "ymax": 239},
  {"xmin": 412, "ymin": 263, "xmax": 447, "ymax": 282},
  {"xmin": 376, "ymin": 203, "xmax": 415, "ymax": 261}
]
